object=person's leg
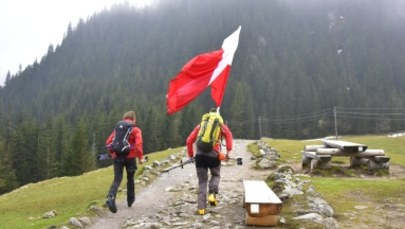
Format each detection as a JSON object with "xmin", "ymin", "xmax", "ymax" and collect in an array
[
  {"xmin": 108, "ymin": 159, "xmax": 124, "ymax": 197},
  {"xmin": 125, "ymin": 158, "xmax": 137, "ymax": 207},
  {"xmin": 203, "ymin": 152, "xmax": 220, "ymax": 206},
  {"xmin": 196, "ymin": 166, "xmax": 209, "ymax": 210},
  {"xmin": 208, "ymin": 165, "xmax": 221, "ymax": 194},
  {"xmin": 207, "ymin": 164, "xmax": 220, "ymax": 206},
  {"xmin": 195, "ymin": 152, "xmax": 209, "ymax": 211},
  {"xmin": 106, "ymin": 158, "xmax": 124, "ymax": 213}
]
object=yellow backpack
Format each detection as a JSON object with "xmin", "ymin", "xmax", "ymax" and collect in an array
[{"xmin": 197, "ymin": 111, "xmax": 223, "ymax": 152}]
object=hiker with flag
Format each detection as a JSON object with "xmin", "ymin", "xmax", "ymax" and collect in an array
[
  {"xmin": 105, "ymin": 110, "xmax": 144, "ymax": 213},
  {"xmin": 186, "ymin": 108, "xmax": 233, "ymax": 215},
  {"xmin": 166, "ymin": 26, "xmax": 240, "ymax": 215}
]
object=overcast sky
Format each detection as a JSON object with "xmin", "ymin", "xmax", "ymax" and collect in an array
[{"xmin": 0, "ymin": 0, "xmax": 154, "ymax": 86}]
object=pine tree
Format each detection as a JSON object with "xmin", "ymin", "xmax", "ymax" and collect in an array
[
  {"xmin": 143, "ymin": 107, "xmax": 163, "ymax": 153},
  {"xmin": 0, "ymin": 141, "xmax": 18, "ymax": 194},
  {"xmin": 229, "ymin": 82, "xmax": 255, "ymax": 139},
  {"xmin": 11, "ymin": 116, "xmax": 40, "ymax": 185},
  {"xmin": 53, "ymin": 117, "xmax": 70, "ymax": 176},
  {"xmin": 162, "ymin": 114, "xmax": 182, "ymax": 149},
  {"xmin": 63, "ymin": 119, "xmax": 94, "ymax": 176},
  {"xmin": 36, "ymin": 119, "xmax": 58, "ymax": 180}
]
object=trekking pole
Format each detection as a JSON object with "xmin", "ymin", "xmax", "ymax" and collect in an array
[
  {"xmin": 97, "ymin": 153, "xmax": 111, "ymax": 161},
  {"xmin": 96, "ymin": 153, "xmax": 149, "ymax": 162},
  {"xmin": 227, "ymin": 157, "xmax": 243, "ymax": 165},
  {"xmin": 161, "ymin": 158, "xmax": 195, "ymax": 173}
]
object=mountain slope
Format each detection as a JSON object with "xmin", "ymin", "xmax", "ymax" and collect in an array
[{"xmin": 1, "ymin": 0, "xmax": 405, "ymax": 134}]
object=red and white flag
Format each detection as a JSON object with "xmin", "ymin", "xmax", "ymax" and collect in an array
[{"xmin": 166, "ymin": 26, "xmax": 241, "ymax": 115}]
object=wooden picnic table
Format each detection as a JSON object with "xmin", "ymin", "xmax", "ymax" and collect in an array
[{"xmin": 301, "ymin": 140, "xmax": 390, "ymax": 172}]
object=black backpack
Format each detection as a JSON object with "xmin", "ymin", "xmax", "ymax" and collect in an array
[{"xmin": 110, "ymin": 121, "xmax": 134, "ymax": 156}]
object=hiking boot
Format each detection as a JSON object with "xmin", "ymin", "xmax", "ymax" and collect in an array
[
  {"xmin": 197, "ymin": 208, "xmax": 206, "ymax": 215},
  {"xmin": 106, "ymin": 196, "xmax": 117, "ymax": 213},
  {"xmin": 127, "ymin": 197, "xmax": 135, "ymax": 207},
  {"xmin": 208, "ymin": 193, "xmax": 218, "ymax": 206}
]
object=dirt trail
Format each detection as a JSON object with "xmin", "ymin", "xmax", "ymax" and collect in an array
[{"xmin": 88, "ymin": 139, "xmax": 270, "ymax": 229}]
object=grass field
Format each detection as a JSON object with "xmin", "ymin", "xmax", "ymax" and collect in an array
[{"xmin": 0, "ymin": 147, "xmax": 184, "ymax": 229}]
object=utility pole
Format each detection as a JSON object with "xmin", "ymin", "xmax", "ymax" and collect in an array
[
  {"xmin": 334, "ymin": 107, "xmax": 338, "ymax": 139},
  {"xmin": 258, "ymin": 116, "xmax": 262, "ymax": 139}
]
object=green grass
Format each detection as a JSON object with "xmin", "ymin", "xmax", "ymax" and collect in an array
[
  {"xmin": 303, "ymin": 176, "xmax": 405, "ymax": 226},
  {"xmin": 262, "ymin": 138, "xmax": 309, "ymax": 162},
  {"xmin": 307, "ymin": 177, "xmax": 405, "ymax": 212},
  {"xmin": 0, "ymin": 147, "xmax": 184, "ymax": 229},
  {"xmin": 0, "ymin": 170, "xmax": 112, "ymax": 229},
  {"xmin": 271, "ymin": 175, "xmax": 405, "ymax": 228},
  {"xmin": 247, "ymin": 142, "xmax": 260, "ymax": 157}
]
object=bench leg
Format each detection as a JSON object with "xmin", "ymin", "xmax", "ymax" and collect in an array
[
  {"xmin": 350, "ymin": 157, "xmax": 369, "ymax": 167},
  {"xmin": 310, "ymin": 159, "xmax": 318, "ymax": 173},
  {"xmin": 367, "ymin": 160, "xmax": 389, "ymax": 171},
  {"xmin": 302, "ymin": 156, "xmax": 311, "ymax": 168}
]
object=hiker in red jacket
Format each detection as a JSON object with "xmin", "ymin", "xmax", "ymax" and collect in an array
[
  {"xmin": 186, "ymin": 108, "xmax": 233, "ymax": 215},
  {"xmin": 105, "ymin": 110, "xmax": 144, "ymax": 213}
]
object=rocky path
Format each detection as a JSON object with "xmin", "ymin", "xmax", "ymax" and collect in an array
[{"xmin": 88, "ymin": 140, "xmax": 271, "ymax": 229}]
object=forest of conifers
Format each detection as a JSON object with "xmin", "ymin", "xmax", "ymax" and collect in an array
[{"xmin": 1, "ymin": 0, "xmax": 405, "ymax": 193}]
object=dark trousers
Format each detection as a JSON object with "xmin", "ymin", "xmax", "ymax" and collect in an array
[
  {"xmin": 195, "ymin": 150, "xmax": 221, "ymax": 209},
  {"xmin": 107, "ymin": 157, "xmax": 137, "ymax": 202}
]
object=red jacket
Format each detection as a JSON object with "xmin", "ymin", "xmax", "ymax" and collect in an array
[
  {"xmin": 106, "ymin": 118, "xmax": 143, "ymax": 160},
  {"xmin": 186, "ymin": 123, "xmax": 233, "ymax": 158}
]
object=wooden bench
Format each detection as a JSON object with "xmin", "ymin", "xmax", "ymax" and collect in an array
[{"xmin": 243, "ymin": 180, "xmax": 282, "ymax": 226}]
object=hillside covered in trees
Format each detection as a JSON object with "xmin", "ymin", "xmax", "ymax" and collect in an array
[{"xmin": 1, "ymin": 0, "xmax": 405, "ymax": 193}]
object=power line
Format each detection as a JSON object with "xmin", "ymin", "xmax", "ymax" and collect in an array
[
  {"xmin": 337, "ymin": 115, "xmax": 405, "ymax": 121},
  {"xmin": 336, "ymin": 107, "xmax": 405, "ymax": 110},
  {"xmin": 255, "ymin": 109, "xmax": 333, "ymax": 123},
  {"xmin": 226, "ymin": 107, "xmax": 405, "ymax": 125},
  {"xmin": 338, "ymin": 111, "xmax": 405, "ymax": 116},
  {"xmin": 224, "ymin": 107, "xmax": 405, "ymax": 138}
]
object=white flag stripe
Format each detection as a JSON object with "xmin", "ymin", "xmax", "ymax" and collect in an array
[{"xmin": 208, "ymin": 26, "xmax": 241, "ymax": 85}]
